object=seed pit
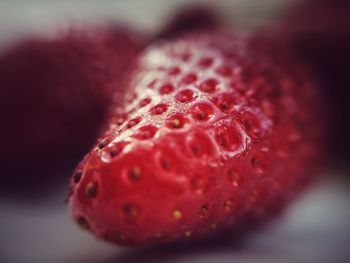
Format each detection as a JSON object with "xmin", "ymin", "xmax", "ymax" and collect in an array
[
  {"xmin": 101, "ymin": 141, "xmax": 129, "ymax": 163},
  {"xmin": 224, "ymin": 200, "xmax": 232, "ymax": 211},
  {"xmin": 129, "ymin": 166, "xmax": 141, "ymax": 181},
  {"xmin": 251, "ymin": 157, "xmax": 266, "ymax": 175},
  {"xmin": 228, "ymin": 169, "xmax": 242, "ymax": 187},
  {"xmin": 139, "ymin": 98, "xmax": 152, "ymax": 107},
  {"xmin": 190, "ymin": 103, "xmax": 214, "ymax": 121},
  {"xmin": 85, "ymin": 182, "xmax": 98, "ymax": 199},
  {"xmin": 180, "ymin": 52, "xmax": 191, "ymax": 61},
  {"xmin": 109, "ymin": 145, "xmax": 122, "ymax": 158},
  {"xmin": 116, "ymin": 117, "xmax": 125, "ymax": 126},
  {"xmin": 199, "ymin": 78, "xmax": 219, "ymax": 93},
  {"xmin": 251, "ymin": 158, "xmax": 260, "ymax": 166},
  {"xmin": 175, "ymin": 89, "xmax": 197, "ymax": 103},
  {"xmin": 181, "ymin": 73, "xmax": 197, "ymax": 85},
  {"xmin": 166, "ymin": 113, "xmax": 187, "ymax": 129},
  {"xmin": 123, "ymin": 203, "xmax": 139, "ymax": 219},
  {"xmin": 77, "ymin": 216, "xmax": 90, "ymax": 229},
  {"xmin": 126, "ymin": 117, "xmax": 141, "ymax": 128},
  {"xmin": 159, "ymin": 83, "xmax": 175, "ymax": 95},
  {"xmin": 191, "ymin": 175, "xmax": 207, "ymax": 195},
  {"xmin": 239, "ymin": 111, "xmax": 266, "ymax": 140},
  {"xmin": 184, "ymin": 231, "xmax": 192, "ymax": 237},
  {"xmin": 216, "ymin": 65, "xmax": 232, "ymax": 76},
  {"xmin": 147, "ymin": 79, "xmax": 158, "ymax": 89},
  {"xmin": 160, "ymin": 158, "xmax": 172, "ymax": 170},
  {"xmin": 172, "ymin": 119, "xmax": 180, "ymax": 128},
  {"xmin": 249, "ymin": 190, "xmax": 259, "ymax": 202},
  {"xmin": 172, "ymin": 209, "xmax": 183, "ymax": 220},
  {"xmin": 73, "ymin": 171, "xmax": 82, "ymax": 183},
  {"xmin": 149, "ymin": 103, "xmax": 168, "ymax": 115},
  {"xmin": 212, "ymin": 93, "xmax": 237, "ymax": 112},
  {"xmin": 200, "ymin": 205, "xmax": 209, "ymax": 217},
  {"xmin": 168, "ymin": 66, "xmax": 181, "ymax": 75},
  {"xmin": 214, "ymin": 118, "xmax": 242, "ymax": 152},
  {"xmin": 158, "ymin": 149, "xmax": 180, "ymax": 172},
  {"xmin": 134, "ymin": 125, "xmax": 158, "ymax": 140},
  {"xmin": 198, "ymin": 57, "xmax": 213, "ymax": 68},
  {"xmin": 187, "ymin": 131, "xmax": 214, "ymax": 158},
  {"xmin": 98, "ymin": 139, "xmax": 109, "ymax": 149}
]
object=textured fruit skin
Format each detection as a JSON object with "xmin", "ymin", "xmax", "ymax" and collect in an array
[
  {"xmin": 69, "ymin": 32, "xmax": 324, "ymax": 246},
  {"xmin": 0, "ymin": 25, "xmax": 143, "ymax": 190}
]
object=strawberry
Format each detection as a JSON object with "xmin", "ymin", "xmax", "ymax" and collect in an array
[
  {"xmin": 69, "ymin": 31, "xmax": 325, "ymax": 246},
  {"xmin": 276, "ymin": 0, "xmax": 350, "ymax": 162},
  {"xmin": 0, "ymin": 25, "xmax": 143, "ymax": 193},
  {"xmin": 154, "ymin": 5, "xmax": 220, "ymax": 41}
]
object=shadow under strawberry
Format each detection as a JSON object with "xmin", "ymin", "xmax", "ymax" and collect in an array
[{"xmin": 102, "ymin": 232, "xmax": 244, "ymax": 263}]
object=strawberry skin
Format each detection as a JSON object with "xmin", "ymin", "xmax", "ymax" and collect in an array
[
  {"xmin": 69, "ymin": 32, "xmax": 325, "ymax": 246},
  {"xmin": 0, "ymin": 25, "xmax": 143, "ymax": 191}
]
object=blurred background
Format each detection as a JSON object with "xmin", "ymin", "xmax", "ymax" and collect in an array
[{"xmin": 0, "ymin": 0, "xmax": 349, "ymax": 263}]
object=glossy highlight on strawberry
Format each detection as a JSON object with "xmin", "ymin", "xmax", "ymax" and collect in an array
[{"xmin": 69, "ymin": 32, "xmax": 325, "ymax": 246}]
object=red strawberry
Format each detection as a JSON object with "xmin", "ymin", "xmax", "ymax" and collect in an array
[
  {"xmin": 69, "ymin": 31, "xmax": 325, "ymax": 246},
  {"xmin": 0, "ymin": 25, "xmax": 143, "ymax": 193},
  {"xmin": 273, "ymin": 0, "xmax": 350, "ymax": 162}
]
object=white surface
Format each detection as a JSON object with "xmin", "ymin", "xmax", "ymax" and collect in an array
[
  {"xmin": 0, "ymin": 0, "xmax": 295, "ymax": 46},
  {"xmin": 1, "ymin": 175, "xmax": 350, "ymax": 263}
]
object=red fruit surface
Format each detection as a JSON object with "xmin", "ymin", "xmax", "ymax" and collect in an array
[
  {"xmin": 69, "ymin": 32, "xmax": 325, "ymax": 246},
  {"xmin": 0, "ymin": 25, "xmax": 143, "ymax": 190}
]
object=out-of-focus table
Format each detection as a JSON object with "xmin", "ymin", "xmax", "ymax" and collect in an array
[{"xmin": 1, "ymin": 174, "xmax": 350, "ymax": 263}]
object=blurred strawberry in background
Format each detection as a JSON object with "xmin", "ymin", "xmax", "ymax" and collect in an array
[
  {"xmin": 278, "ymin": 0, "xmax": 350, "ymax": 165},
  {"xmin": 154, "ymin": 5, "xmax": 220, "ymax": 40},
  {"xmin": 0, "ymin": 25, "xmax": 144, "ymax": 196}
]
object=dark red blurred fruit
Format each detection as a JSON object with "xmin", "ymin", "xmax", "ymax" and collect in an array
[
  {"xmin": 69, "ymin": 31, "xmax": 325, "ymax": 246},
  {"xmin": 278, "ymin": 0, "xmax": 350, "ymax": 162},
  {"xmin": 0, "ymin": 25, "xmax": 143, "ymax": 194},
  {"xmin": 154, "ymin": 5, "xmax": 220, "ymax": 40}
]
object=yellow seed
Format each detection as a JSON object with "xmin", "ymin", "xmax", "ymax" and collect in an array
[
  {"xmin": 224, "ymin": 200, "xmax": 232, "ymax": 211},
  {"xmin": 172, "ymin": 209, "xmax": 183, "ymax": 219},
  {"xmin": 184, "ymin": 231, "xmax": 192, "ymax": 237},
  {"xmin": 85, "ymin": 182, "xmax": 98, "ymax": 198},
  {"xmin": 129, "ymin": 166, "xmax": 141, "ymax": 181},
  {"xmin": 172, "ymin": 118, "xmax": 181, "ymax": 128},
  {"xmin": 228, "ymin": 169, "xmax": 239, "ymax": 187}
]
